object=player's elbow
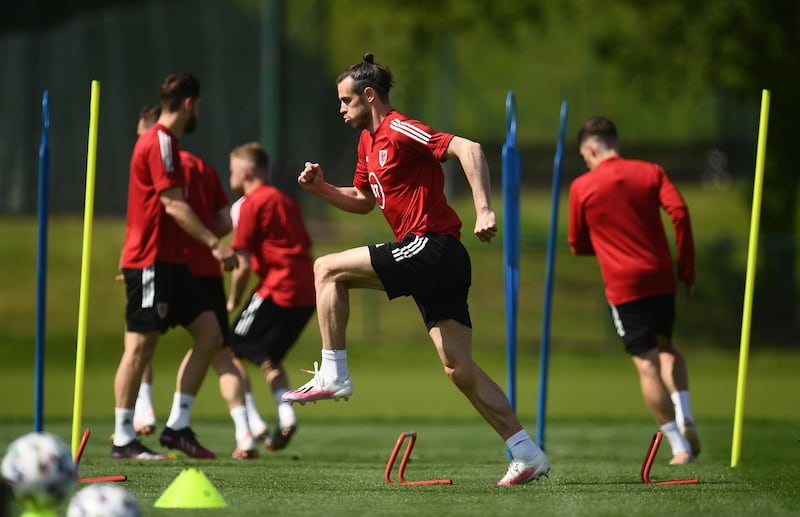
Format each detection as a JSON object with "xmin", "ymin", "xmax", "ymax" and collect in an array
[{"xmin": 569, "ymin": 242, "xmax": 594, "ymax": 256}]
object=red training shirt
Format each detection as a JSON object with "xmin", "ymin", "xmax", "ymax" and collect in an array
[
  {"xmin": 567, "ymin": 156, "xmax": 695, "ymax": 305},
  {"xmin": 181, "ymin": 150, "xmax": 230, "ymax": 278},
  {"xmin": 231, "ymin": 184, "xmax": 315, "ymax": 307},
  {"xmin": 120, "ymin": 124, "xmax": 187, "ymax": 267},
  {"xmin": 353, "ymin": 110, "xmax": 462, "ymax": 241}
]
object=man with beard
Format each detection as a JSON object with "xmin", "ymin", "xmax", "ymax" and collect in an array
[{"xmin": 112, "ymin": 72, "xmax": 237, "ymax": 459}]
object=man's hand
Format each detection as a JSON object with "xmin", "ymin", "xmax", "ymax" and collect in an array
[
  {"xmin": 212, "ymin": 242, "xmax": 238, "ymax": 271},
  {"xmin": 685, "ymin": 282, "xmax": 694, "ymax": 300},
  {"xmin": 226, "ymin": 297, "xmax": 237, "ymax": 313},
  {"xmin": 474, "ymin": 209, "xmax": 498, "ymax": 243},
  {"xmin": 298, "ymin": 162, "xmax": 325, "ymax": 192}
]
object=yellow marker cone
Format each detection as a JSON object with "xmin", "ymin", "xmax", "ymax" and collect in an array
[
  {"xmin": 154, "ymin": 468, "xmax": 228, "ymax": 508},
  {"xmin": 20, "ymin": 500, "xmax": 58, "ymax": 516}
]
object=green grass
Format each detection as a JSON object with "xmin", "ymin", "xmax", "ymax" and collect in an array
[
  {"xmin": 2, "ymin": 417, "xmax": 798, "ymax": 516},
  {"xmin": 2, "ymin": 183, "xmax": 799, "ymax": 514}
]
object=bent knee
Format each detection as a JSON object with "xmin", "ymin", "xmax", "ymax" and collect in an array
[{"xmin": 314, "ymin": 255, "xmax": 336, "ymax": 283}]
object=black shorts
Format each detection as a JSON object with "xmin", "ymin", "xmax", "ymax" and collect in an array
[
  {"xmin": 609, "ymin": 293, "xmax": 675, "ymax": 355},
  {"xmin": 229, "ymin": 293, "xmax": 314, "ymax": 366},
  {"xmin": 194, "ymin": 276, "xmax": 231, "ymax": 343},
  {"xmin": 123, "ymin": 262, "xmax": 212, "ymax": 333},
  {"xmin": 369, "ymin": 233, "xmax": 472, "ymax": 330}
]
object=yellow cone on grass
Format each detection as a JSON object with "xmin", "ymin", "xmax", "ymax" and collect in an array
[{"xmin": 154, "ymin": 468, "xmax": 228, "ymax": 508}]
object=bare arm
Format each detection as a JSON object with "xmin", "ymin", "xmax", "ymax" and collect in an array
[
  {"xmin": 444, "ymin": 136, "xmax": 497, "ymax": 243},
  {"xmin": 297, "ymin": 162, "xmax": 375, "ymax": 214},
  {"xmin": 227, "ymin": 250, "xmax": 252, "ymax": 311},
  {"xmin": 213, "ymin": 205, "xmax": 233, "ymax": 237},
  {"xmin": 160, "ymin": 187, "xmax": 237, "ymax": 270}
]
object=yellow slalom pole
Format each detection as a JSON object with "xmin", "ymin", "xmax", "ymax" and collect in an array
[
  {"xmin": 731, "ymin": 89, "xmax": 770, "ymax": 468},
  {"xmin": 71, "ymin": 80, "xmax": 101, "ymax": 456}
]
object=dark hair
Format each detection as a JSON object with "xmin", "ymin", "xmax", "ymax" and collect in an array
[
  {"xmin": 336, "ymin": 53, "xmax": 394, "ymax": 102},
  {"xmin": 577, "ymin": 116, "xmax": 618, "ymax": 149},
  {"xmin": 139, "ymin": 104, "xmax": 161, "ymax": 126},
  {"xmin": 159, "ymin": 72, "xmax": 200, "ymax": 112},
  {"xmin": 230, "ymin": 142, "xmax": 270, "ymax": 179}
]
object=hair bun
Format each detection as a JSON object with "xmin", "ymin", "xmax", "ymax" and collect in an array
[{"xmin": 363, "ymin": 53, "xmax": 375, "ymax": 64}]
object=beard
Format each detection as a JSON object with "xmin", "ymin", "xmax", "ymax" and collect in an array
[{"xmin": 183, "ymin": 113, "xmax": 197, "ymax": 134}]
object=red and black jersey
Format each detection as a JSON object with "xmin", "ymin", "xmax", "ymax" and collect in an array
[
  {"xmin": 120, "ymin": 124, "xmax": 187, "ymax": 267},
  {"xmin": 568, "ymin": 156, "xmax": 695, "ymax": 305},
  {"xmin": 353, "ymin": 110, "xmax": 462, "ymax": 241},
  {"xmin": 181, "ymin": 151, "xmax": 229, "ymax": 278},
  {"xmin": 231, "ymin": 184, "xmax": 315, "ymax": 308}
]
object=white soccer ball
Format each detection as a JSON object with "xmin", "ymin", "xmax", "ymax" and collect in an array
[
  {"xmin": 67, "ymin": 483, "xmax": 141, "ymax": 517},
  {"xmin": 1, "ymin": 431, "xmax": 77, "ymax": 509}
]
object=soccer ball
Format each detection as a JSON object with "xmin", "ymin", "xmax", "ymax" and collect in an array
[
  {"xmin": 67, "ymin": 483, "xmax": 141, "ymax": 517},
  {"xmin": 1, "ymin": 431, "xmax": 77, "ymax": 509}
]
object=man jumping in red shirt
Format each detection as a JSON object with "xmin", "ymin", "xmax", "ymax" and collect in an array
[
  {"xmin": 283, "ymin": 53, "xmax": 549, "ymax": 486},
  {"xmin": 568, "ymin": 116, "xmax": 700, "ymax": 465}
]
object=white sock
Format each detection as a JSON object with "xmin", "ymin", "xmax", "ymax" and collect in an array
[
  {"xmin": 166, "ymin": 393, "xmax": 195, "ymax": 430},
  {"xmin": 670, "ymin": 392, "xmax": 685, "ymax": 427},
  {"xmin": 660, "ymin": 421, "xmax": 689, "ymax": 455},
  {"xmin": 229, "ymin": 405, "xmax": 251, "ymax": 443},
  {"xmin": 134, "ymin": 383, "xmax": 155, "ymax": 420},
  {"xmin": 671, "ymin": 390, "xmax": 695, "ymax": 425},
  {"xmin": 505, "ymin": 429, "xmax": 541, "ymax": 460},
  {"xmin": 113, "ymin": 408, "xmax": 136, "ymax": 446},
  {"xmin": 277, "ymin": 402, "xmax": 297, "ymax": 429},
  {"xmin": 245, "ymin": 393, "xmax": 268, "ymax": 433},
  {"xmin": 320, "ymin": 349, "xmax": 349, "ymax": 379}
]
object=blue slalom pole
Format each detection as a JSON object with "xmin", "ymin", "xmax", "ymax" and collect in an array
[
  {"xmin": 537, "ymin": 100, "xmax": 568, "ymax": 450},
  {"xmin": 502, "ymin": 91, "xmax": 521, "ymax": 424},
  {"xmin": 35, "ymin": 90, "xmax": 51, "ymax": 433}
]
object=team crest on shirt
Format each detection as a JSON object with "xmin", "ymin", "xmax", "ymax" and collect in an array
[
  {"xmin": 368, "ymin": 171, "xmax": 386, "ymax": 209},
  {"xmin": 156, "ymin": 302, "xmax": 168, "ymax": 319},
  {"xmin": 379, "ymin": 149, "xmax": 388, "ymax": 167}
]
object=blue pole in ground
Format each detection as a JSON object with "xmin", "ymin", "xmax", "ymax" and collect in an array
[
  {"xmin": 35, "ymin": 91, "xmax": 51, "ymax": 433},
  {"xmin": 502, "ymin": 91, "xmax": 521, "ymax": 425},
  {"xmin": 537, "ymin": 100, "xmax": 568, "ymax": 450}
]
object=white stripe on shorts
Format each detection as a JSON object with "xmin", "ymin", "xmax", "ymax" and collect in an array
[
  {"xmin": 141, "ymin": 265, "xmax": 155, "ymax": 308},
  {"xmin": 391, "ymin": 235, "xmax": 428, "ymax": 262},
  {"xmin": 234, "ymin": 293, "xmax": 264, "ymax": 336},
  {"xmin": 609, "ymin": 303, "xmax": 626, "ymax": 337}
]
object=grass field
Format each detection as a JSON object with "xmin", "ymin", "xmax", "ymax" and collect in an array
[
  {"xmin": 1, "ymin": 346, "xmax": 798, "ymax": 516},
  {"xmin": 1, "ymin": 185, "xmax": 799, "ymax": 515},
  {"xmin": 2, "ymin": 416, "xmax": 798, "ymax": 516}
]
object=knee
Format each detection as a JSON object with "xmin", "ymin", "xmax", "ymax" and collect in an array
[
  {"xmin": 211, "ymin": 350, "xmax": 236, "ymax": 374},
  {"xmin": 442, "ymin": 361, "xmax": 477, "ymax": 391},
  {"xmin": 442, "ymin": 364, "xmax": 456, "ymax": 382},
  {"xmin": 314, "ymin": 255, "xmax": 334, "ymax": 284}
]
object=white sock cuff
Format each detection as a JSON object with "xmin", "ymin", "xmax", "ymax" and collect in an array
[
  {"xmin": 322, "ymin": 349, "xmax": 347, "ymax": 360},
  {"xmin": 229, "ymin": 404, "xmax": 247, "ymax": 419},
  {"xmin": 505, "ymin": 429, "xmax": 541, "ymax": 460},
  {"xmin": 659, "ymin": 420, "xmax": 679, "ymax": 433},
  {"xmin": 176, "ymin": 392, "xmax": 196, "ymax": 405},
  {"xmin": 274, "ymin": 388, "xmax": 288, "ymax": 406}
]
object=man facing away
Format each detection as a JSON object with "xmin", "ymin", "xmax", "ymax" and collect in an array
[
  {"xmin": 131, "ymin": 105, "xmax": 260, "ymax": 459},
  {"xmin": 568, "ymin": 116, "xmax": 701, "ymax": 465},
  {"xmin": 113, "ymin": 72, "xmax": 236, "ymax": 459},
  {"xmin": 282, "ymin": 53, "xmax": 550, "ymax": 486},
  {"xmin": 226, "ymin": 142, "xmax": 316, "ymax": 452}
]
